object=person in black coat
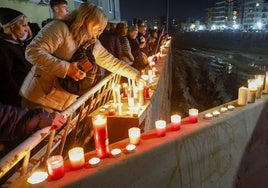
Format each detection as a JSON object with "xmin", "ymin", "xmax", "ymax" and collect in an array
[
  {"xmin": 127, "ymin": 26, "xmax": 148, "ymax": 71},
  {"xmin": 0, "ymin": 104, "xmax": 66, "ymax": 157},
  {"xmin": 0, "ymin": 8, "xmax": 33, "ymax": 106}
]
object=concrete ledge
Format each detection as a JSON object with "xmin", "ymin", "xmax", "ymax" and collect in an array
[{"xmin": 42, "ymin": 95, "xmax": 268, "ymax": 188}]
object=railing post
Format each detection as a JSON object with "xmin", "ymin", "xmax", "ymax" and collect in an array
[{"xmin": 21, "ymin": 152, "xmax": 30, "ymax": 176}]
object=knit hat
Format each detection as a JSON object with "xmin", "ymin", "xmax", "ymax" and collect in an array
[{"xmin": 0, "ymin": 7, "xmax": 24, "ymax": 28}]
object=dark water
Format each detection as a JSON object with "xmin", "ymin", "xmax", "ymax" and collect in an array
[{"xmin": 171, "ymin": 47, "xmax": 267, "ymax": 117}]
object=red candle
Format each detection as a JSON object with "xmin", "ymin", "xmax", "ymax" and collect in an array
[
  {"xmin": 92, "ymin": 115, "xmax": 109, "ymax": 158},
  {"xmin": 170, "ymin": 114, "xmax": 181, "ymax": 131},
  {"xmin": 143, "ymin": 86, "xmax": 150, "ymax": 99},
  {"xmin": 46, "ymin": 155, "xmax": 65, "ymax": 180},
  {"xmin": 189, "ymin": 108, "xmax": 199, "ymax": 123},
  {"xmin": 155, "ymin": 120, "xmax": 166, "ymax": 137}
]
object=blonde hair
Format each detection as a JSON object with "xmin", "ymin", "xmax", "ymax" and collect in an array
[{"xmin": 62, "ymin": 2, "xmax": 108, "ymax": 46}]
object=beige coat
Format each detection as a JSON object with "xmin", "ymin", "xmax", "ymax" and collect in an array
[{"xmin": 20, "ymin": 21, "xmax": 139, "ymax": 111}]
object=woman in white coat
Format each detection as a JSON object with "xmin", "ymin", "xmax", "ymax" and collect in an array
[{"xmin": 20, "ymin": 2, "xmax": 141, "ymax": 111}]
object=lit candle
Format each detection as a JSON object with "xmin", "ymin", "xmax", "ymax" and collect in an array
[
  {"xmin": 92, "ymin": 115, "xmax": 109, "ymax": 158},
  {"xmin": 68, "ymin": 147, "xmax": 85, "ymax": 170},
  {"xmin": 204, "ymin": 113, "xmax": 213, "ymax": 120},
  {"xmin": 128, "ymin": 127, "xmax": 141, "ymax": 145},
  {"xmin": 127, "ymin": 86, "xmax": 135, "ymax": 107},
  {"xmin": 137, "ymin": 83, "xmax": 145, "ymax": 105},
  {"xmin": 255, "ymin": 74, "xmax": 264, "ymax": 98},
  {"xmin": 264, "ymin": 72, "xmax": 268, "ymax": 94},
  {"xmin": 237, "ymin": 86, "xmax": 248, "ymax": 106},
  {"xmin": 115, "ymin": 84, "xmax": 121, "ymax": 104},
  {"xmin": 88, "ymin": 157, "xmax": 100, "ymax": 167},
  {"xmin": 108, "ymin": 107, "xmax": 116, "ymax": 116},
  {"xmin": 111, "ymin": 83, "xmax": 117, "ymax": 104},
  {"xmin": 148, "ymin": 70, "xmax": 153, "ymax": 83},
  {"xmin": 212, "ymin": 110, "xmax": 220, "ymax": 117},
  {"xmin": 248, "ymin": 79, "xmax": 257, "ymax": 103},
  {"xmin": 227, "ymin": 105, "xmax": 235, "ymax": 111},
  {"xmin": 220, "ymin": 107, "xmax": 228, "ymax": 113},
  {"xmin": 118, "ymin": 102, "xmax": 123, "ymax": 115},
  {"xmin": 188, "ymin": 108, "xmax": 199, "ymax": 123},
  {"xmin": 143, "ymin": 85, "xmax": 150, "ymax": 99},
  {"xmin": 126, "ymin": 144, "xmax": 136, "ymax": 153},
  {"xmin": 46, "ymin": 155, "xmax": 65, "ymax": 180},
  {"xmin": 155, "ymin": 120, "xmax": 166, "ymax": 137},
  {"xmin": 111, "ymin": 148, "xmax": 122, "ymax": 158},
  {"xmin": 27, "ymin": 171, "xmax": 48, "ymax": 185},
  {"xmin": 170, "ymin": 114, "xmax": 181, "ymax": 131}
]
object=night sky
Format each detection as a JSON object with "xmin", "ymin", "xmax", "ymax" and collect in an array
[{"xmin": 120, "ymin": 0, "xmax": 216, "ymax": 22}]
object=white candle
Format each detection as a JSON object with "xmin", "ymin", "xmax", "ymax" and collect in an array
[
  {"xmin": 115, "ymin": 84, "xmax": 121, "ymax": 104},
  {"xmin": 220, "ymin": 107, "xmax": 228, "ymax": 113},
  {"xmin": 137, "ymin": 83, "xmax": 145, "ymax": 105},
  {"xmin": 126, "ymin": 144, "xmax": 136, "ymax": 153},
  {"xmin": 128, "ymin": 127, "xmax": 141, "ymax": 145},
  {"xmin": 255, "ymin": 74, "xmax": 264, "ymax": 98},
  {"xmin": 148, "ymin": 70, "xmax": 153, "ymax": 83},
  {"xmin": 248, "ymin": 79, "xmax": 257, "ymax": 103},
  {"xmin": 227, "ymin": 105, "xmax": 235, "ymax": 111},
  {"xmin": 212, "ymin": 110, "xmax": 220, "ymax": 117},
  {"xmin": 68, "ymin": 147, "xmax": 85, "ymax": 170},
  {"xmin": 27, "ymin": 171, "xmax": 48, "ymax": 185},
  {"xmin": 111, "ymin": 83, "xmax": 117, "ymax": 104},
  {"xmin": 237, "ymin": 86, "xmax": 248, "ymax": 106},
  {"xmin": 155, "ymin": 120, "xmax": 166, "ymax": 137},
  {"xmin": 264, "ymin": 72, "xmax": 268, "ymax": 94},
  {"xmin": 204, "ymin": 113, "xmax": 213, "ymax": 120},
  {"xmin": 170, "ymin": 114, "xmax": 181, "ymax": 131},
  {"xmin": 111, "ymin": 148, "xmax": 122, "ymax": 158},
  {"xmin": 88, "ymin": 157, "xmax": 100, "ymax": 167},
  {"xmin": 118, "ymin": 103, "xmax": 123, "ymax": 115}
]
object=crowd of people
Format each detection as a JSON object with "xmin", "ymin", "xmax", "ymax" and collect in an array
[{"xmin": 0, "ymin": 0, "xmax": 168, "ymax": 153}]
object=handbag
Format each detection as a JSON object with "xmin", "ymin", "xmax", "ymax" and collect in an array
[{"xmin": 58, "ymin": 42, "xmax": 98, "ymax": 96}]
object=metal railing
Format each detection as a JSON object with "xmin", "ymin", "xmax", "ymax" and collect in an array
[{"xmin": 0, "ymin": 73, "xmax": 121, "ymax": 186}]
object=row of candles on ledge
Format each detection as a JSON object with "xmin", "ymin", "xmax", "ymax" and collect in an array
[
  {"xmin": 27, "ymin": 107, "xmax": 197, "ymax": 185},
  {"xmin": 237, "ymin": 73, "xmax": 268, "ymax": 106}
]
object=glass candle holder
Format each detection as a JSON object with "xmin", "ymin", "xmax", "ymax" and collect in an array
[
  {"xmin": 128, "ymin": 127, "xmax": 141, "ymax": 145},
  {"xmin": 155, "ymin": 120, "xmax": 166, "ymax": 137},
  {"xmin": 188, "ymin": 108, "xmax": 199, "ymax": 123},
  {"xmin": 92, "ymin": 114, "xmax": 109, "ymax": 158},
  {"xmin": 46, "ymin": 155, "xmax": 65, "ymax": 180},
  {"xmin": 68, "ymin": 147, "xmax": 85, "ymax": 170},
  {"xmin": 170, "ymin": 114, "xmax": 181, "ymax": 131}
]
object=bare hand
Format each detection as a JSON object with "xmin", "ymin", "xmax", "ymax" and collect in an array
[
  {"xmin": 50, "ymin": 112, "xmax": 67, "ymax": 130},
  {"xmin": 67, "ymin": 62, "xmax": 86, "ymax": 81}
]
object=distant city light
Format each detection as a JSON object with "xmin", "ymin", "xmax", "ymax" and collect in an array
[
  {"xmin": 233, "ymin": 24, "xmax": 239, "ymax": 30},
  {"xmin": 256, "ymin": 22, "xmax": 263, "ymax": 30}
]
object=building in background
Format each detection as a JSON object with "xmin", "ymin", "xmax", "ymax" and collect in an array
[
  {"xmin": 205, "ymin": 0, "xmax": 240, "ymax": 30},
  {"xmin": 242, "ymin": 0, "xmax": 268, "ymax": 30}
]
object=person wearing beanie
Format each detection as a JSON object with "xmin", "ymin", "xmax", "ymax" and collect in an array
[
  {"xmin": 0, "ymin": 7, "xmax": 33, "ymax": 106},
  {"xmin": 42, "ymin": 0, "xmax": 69, "ymax": 27}
]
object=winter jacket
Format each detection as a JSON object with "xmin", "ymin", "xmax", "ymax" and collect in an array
[
  {"xmin": 0, "ymin": 29, "xmax": 32, "ymax": 107},
  {"xmin": 127, "ymin": 36, "xmax": 148, "ymax": 71},
  {"xmin": 20, "ymin": 20, "xmax": 139, "ymax": 111},
  {"xmin": 99, "ymin": 30, "xmax": 122, "ymax": 59},
  {"xmin": 0, "ymin": 104, "xmax": 53, "ymax": 141},
  {"xmin": 119, "ymin": 36, "xmax": 134, "ymax": 64}
]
